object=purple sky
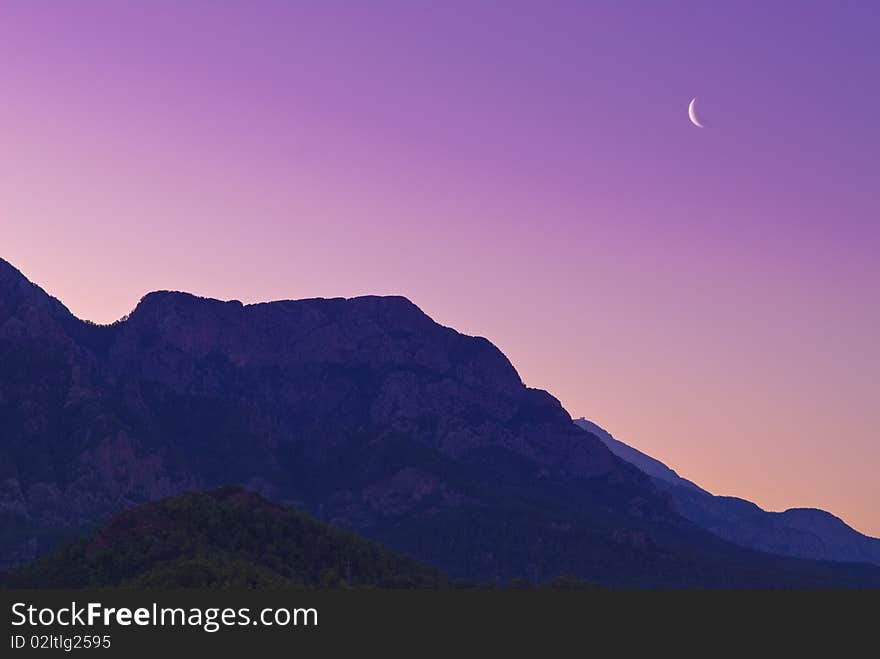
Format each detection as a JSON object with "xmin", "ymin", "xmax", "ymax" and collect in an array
[{"xmin": 2, "ymin": 2, "xmax": 878, "ymax": 534}]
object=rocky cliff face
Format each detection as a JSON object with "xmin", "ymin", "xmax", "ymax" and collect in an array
[
  {"xmin": 0, "ymin": 258, "xmax": 633, "ymax": 576},
  {"xmin": 3, "ymin": 257, "xmax": 880, "ymax": 587},
  {"xmin": 108, "ymin": 290, "xmax": 617, "ymax": 479}
]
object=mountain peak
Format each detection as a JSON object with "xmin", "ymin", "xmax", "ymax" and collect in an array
[
  {"xmin": 116, "ymin": 288, "xmax": 526, "ymax": 399},
  {"xmin": 128, "ymin": 290, "xmax": 428, "ymax": 322},
  {"xmin": 0, "ymin": 257, "xmax": 74, "ymax": 332},
  {"xmin": 128, "ymin": 289, "xmax": 242, "ymax": 318},
  {"xmin": 0, "ymin": 257, "xmax": 32, "ymax": 295},
  {"xmin": 0, "ymin": 256, "xmax": 23, "ymax": 275}
]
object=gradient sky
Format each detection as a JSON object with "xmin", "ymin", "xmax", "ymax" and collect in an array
[{"xmin": 2, "ymin": 2, "xmax": 878, "ymax": 535}]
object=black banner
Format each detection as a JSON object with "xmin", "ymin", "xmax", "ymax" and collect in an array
[{"xmin": 2, "ymin": 589, "xmax": 877, "ymax": 656}]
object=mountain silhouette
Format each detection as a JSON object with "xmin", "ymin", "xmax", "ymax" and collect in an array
[
  {"xmin": 574, "ymin": 418, "xmax": 880, "ymax": 566},
  {"xmin": 572, "ymin": 418, "xmax": 706, "ymax": 493},
  {"xmin": 3, "ymin": 256, "xmax": 880, "ymax": 587}
]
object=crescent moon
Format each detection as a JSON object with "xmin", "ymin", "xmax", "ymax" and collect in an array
[{"xmin": 688, "ymin": 98, "xmax": 704, "ymax": 128}]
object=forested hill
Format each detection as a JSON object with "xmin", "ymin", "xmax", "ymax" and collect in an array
[{"xmin": 3, "ymin": 487, "xmax": 447, "ymax": 588}]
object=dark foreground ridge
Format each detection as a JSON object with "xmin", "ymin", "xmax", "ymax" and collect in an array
[
  {"xmin": 2, "ymin": 256, "xmax": 880, "ymax": 587},
  {"xmin": 3, "ymin": 487, "xmax": 446, "ymax": 588}
]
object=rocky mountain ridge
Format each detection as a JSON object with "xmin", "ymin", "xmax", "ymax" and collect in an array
[{"xmin": 3, "ymin": 257, "xmax": 880, "ymax": 587}]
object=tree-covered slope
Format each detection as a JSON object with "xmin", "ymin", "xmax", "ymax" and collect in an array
[{"xmin": 4, "ymin": 487, "xmax": 447, "ymax": 588}]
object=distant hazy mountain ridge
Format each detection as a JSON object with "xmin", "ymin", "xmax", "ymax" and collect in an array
[
  {"xmin": 572, "ymin": 418, "xmax": 706, "ymax": 493},
  {"xmin": 574, "ymin": 418, "xmax": 880, "ymax": 566}
]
